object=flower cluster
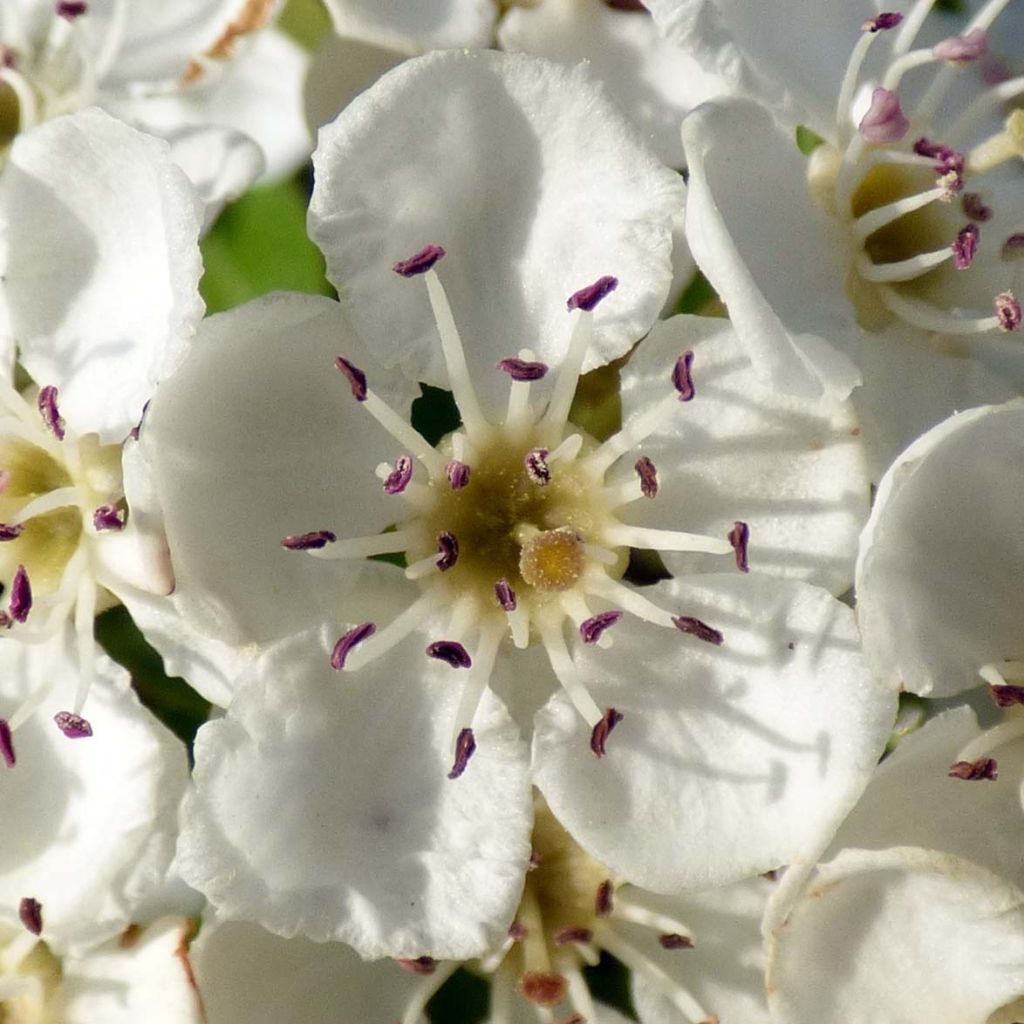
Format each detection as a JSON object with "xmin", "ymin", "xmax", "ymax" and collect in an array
[{"xmin": 0, "ymin": 0, "xmax": 1021, "ymax": 1021}]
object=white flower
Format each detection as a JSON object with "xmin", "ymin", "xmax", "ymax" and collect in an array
[{"xmin": 653, "ymin": 0, "xmax": 1024, "ymax": 469}]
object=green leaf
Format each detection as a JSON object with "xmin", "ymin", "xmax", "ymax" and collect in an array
[
  {"xmin": 279, "ymin": 0, "xmax": 332, "ymax": 50},
  {"xmin": 795, "ymin": 124, "xmax": 826, "ymax": 156}
]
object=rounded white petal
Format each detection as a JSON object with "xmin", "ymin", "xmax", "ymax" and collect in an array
[
  {"xmin": 309, "ymin": 49, "xmax": 684, "ymax": 408},
  {"xmin": 831, "ymin": 707, "xmax": 1024, "ymax": 891},
  {"xmin": 322, "ymin": 0, "xmax": 496, "ymax": 52},
  {"xmin": 498, "ymin": 0, "xmax": 728, "ymax": 168},
  {"xmin": 533, "ymin": 574, "xmax": 897, "ymax": 891},
  {"xmin": 680, "ymin": 97, "xmax": 860, "ymax": 404},
  {"xmin": 0, "ymin": 108, "xmax": 204, "ymax": 441},
  {"xmin": 178, "ymin": 622, "xmax": 533, "ymax": 959},
  {"xmin": 62, "ymin": 918, "xmax": 203, "ymax": 1024},
  {"xmin": 124, "ymin": 292, "xmax": 419, "ymax": 679},
  {"xmin": 0, "ymin": 636, "xmax": 189, "ymax": 950},
  {"xmin": 767, "ymin": 847, "xmax": 1024, "ymax": 1024},
  {"xmin": 856, "ymin": 401, "xmax": 1024, "ymax": 697},
  {"xmin": 192, "ymin": 918, "xmax": 422, "ymax": 1024},
  {"xmin": 619, "ymin": 315, "xmax": 869, "ymax": 594}
]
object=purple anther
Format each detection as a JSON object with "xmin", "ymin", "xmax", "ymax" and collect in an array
[
  {"xmin": 933, "ymin": 28, "xmax": 987, "ymax": 63},
  {"xmin": 672, "ymin": 615, "xmax": 724, "ymax": 645},
  {"xmin": 938, "ymin": 169, "xmax": 965, "ymax": 200},
  {"xmin": 393, "ymin": 245, "xmax": 446, "ymax": 278},
  {"xmin": 554, "ymin": 926, "xmax": 594, "ymax": 946},
  {"xmin": 948, "ymin": 757, "xmax": 998, "ymax": 781},
  {"xmin": 426, "ymin": 640, "xmax": 472, "ymax": 669},
  {"xmin": 447, "ymin": 727, "xmax": 476, "ymax": 780},
  {"xmin": 0, "ymin": 524, "xmax": 23, "ymax": 541},
  {"xmin": 580, "ymin": 610, "xmax": 623, "ymax": 645},
  {"xmin": 56, "ymin": 1, "xmax": 88, "ymax": 19},
  {"xmin": 445, "ymin": 460, "xmax": 471, "ymax": 490},
  {"xmin": 590, "ymin": 707, "xmax": 623, "ymax": 758},
  {"xmin": 92, "ymin": 504, "xmax": 125, "ymax": 532},
  {"xmin": 913, "ymin": 138, "xmax": 964, "ymax": 175},
  {"xmin": 397, "ymin": 957, "xmax": 437, "ymax": 975},
  {"xmin": 334, "ymin": 356, "xmax": 368, "ymax": 401},
  {"xmin": 659, "ymin": 933, "xmax": 694, "ymax": 950},
  {"xmin": 859, "ymin": 87, "xmax": 909, "ymax": 145},
  {"xmin": 962, "ymin": 192, "xmax": 993, "ymax": 222},
  {"xmin": 330, "ymin": 622, "xmax": 376, "ymax": 670},
  {"xmin": 862, "ymin": 11, "xmax": 903, "ymax": 31},
  {"xmin": 525, "ymin": 447, "xmax": 551, "ymax": 486},
  {"xmin": 19, "ymin": 897, "xmax": 42, "ymax": 936},
  {"xmin": 37, "ymin": 385, "xmax": 65, "ymax": 441},
  {"xmin": 54, "ymin": 711, "xmax": 92, "ymax": 738},
  {"xmin": 0, "ymin": 719, "xmax": 15, "ymax": 768},
  {"xmin": 728, "ymin": 520, "xmax": 750, "ymax": 573},
  {"xmin": 281, "ymin": 530, "xmax": 336, "ymax": 551},
  {"xmin": 952, "ymin": 224, "xmax": 979, "ymax": 270},
  {"xmin": 1002, "ymin": 234, "xmax": 1024, "ymax": 260},
  {"xmin": 497, "ymin": 357, "xmax": 549, "ymax": 382},
  {"xmin": 494, "ymin": 578, "xmax": 517, "ymax": 612},
  {"xmin": 672, "ymin": 351, "xmax": 696, "ymax": 402},
  {"xmin": 9, "ymin": 565, "xmax": 31, "ymax": 624},
  {"xmin": 595, "ymin": 879, "xmax": 614, "ymax": 917},
  {"xmin": 567, "ymin": 275, "xmax": 619, "ymax": 312},
  {"xmin": 383, "ymin": 455, "xmax": 414, "ymax": 495},
  {"xmin": 996, "ymin": 292, "xmax": 1022, "ymax": 332},
  {"xmin": 635, "ymin": 455, "xmax": 658, "ymax": 498},
  {"xmin": 606, "ymin": 0, "xmax": 647, "ymax": 8},
  {"xmin": 990, "ymin": 684, "xmax": 1024, "ymax": 707},
  {"xmin": 437, "ymin": 531, "xmax": 459, "ymax": 571},
  {"xmin": 509, "ymin": 921, "xmax": 528, "ymax": 941}
]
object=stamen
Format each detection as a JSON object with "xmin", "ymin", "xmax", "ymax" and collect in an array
[
  {"xmin": 53, "ymin": 711, "xmax": 92, "ymax": 738},
  {"xmin": 997, "ymin": 292, "xmax": 1022, "ymax": 332},
  {"xmin": 878, "ymin": 285, "xmax": 1009, "ymax": 333},
  {"xmin": 962, "ymin": 192, "xmax": 992, "ymax": 222},
  {"xmin": 659, "ymin": 934, "xmax": 695, "ymax": 950},
  {"xmin": 634, "ymin": 456, "xmax": 658, "ymax": 498},
  {"xmin": 567, "ymin": 275, "xmax": 618, "ymax": 312},
  {"xmin": 448, "ymin": 618, "xmax": 503, "ymax": 765},
  {"xmin": 600, "ymin": 523, "xmax": 732, "ymax": 556},
  {"xmin": 946, "ymin": 75, "xmax": 1024, "ymax": 145},
  {"xmin": 0, "ymin": 719, "xmax": 15, "ymax": 768},
  {"xmin": 853, "ymin": 185, "xmax": 958, "ymax": 243},
  {"xmin": 525, "ymin": 448, "xmax": 551, "ymax": 486},
  {"xmin": 583, "ymin": 574, "xmax": 676, "ymax": 629},
  {"xmin": 335, "ymin": 357, "xmax": 367, "ymax": 401},
  {"xmin": 933, "ymin": 28, "xmax": 987, "ymax": 63},
  {"xmin": 595, "ymin": 879, "xmax": 614, "ymax": 917},
  {"xmin": 952, "ymin": 224, "xmax": 979, "ymax": 270},
  {"xmin": 445, "ymin": 460, "xmax": 471, "ymax": 490},
  {"xmin": 541, "ymin": 308, "xmax": 593, "ymax": 434},
  {"xmin": 672, "ymin": 351, "xmax": 695, "ymax": 401},
  {"xmin": 856, "ymin": 248, "xmax": 956, "ymax": 283},
  {"xmin": 967, "ymin": 110, "xmax": 1024, "ymax": 174},
  {"xmin": 494, "ymin": 578, "xmax": 517, "ymax": 611},
  {"xmin": 392, "ymin": 244, "xmax": 446, "ymax": 278},
  {"xmin": 503, "ymin": 349, "xmax": 540, "ymax": 430},
  {"xmin": 92, "ymin": 504, "xmax": 125, "ymax": 531},
  {"xmin": 858, "ymin": 87, "xmax": 909, "ymax": 145},
  {"xmin": 672, "ymin": 615, "xmax": 724, "ymax": 645},
  {"xmin": 399, "ymin": 961, "xmax": 459, "ymax": 1024},
  {"xmin": 56, "ymin": 2, "xmax": 88, "ymax": 20},
  {"xmin": 397, "ymin": 956, "xmax": 437, "ymax": 975},
  {"xmin": 539, "ymin": 618, "xmax": 603, "ymax": 727},
  {"xmin": 585, "ymin": 392, "xmax": 683, "ymax": 476},
  {"xmin": 989, "ymin": 684, "xmax": 1024, "ymax": 707},
  {"xmin": 426, "ymin": 640, "xmax": 472, "ymax": 669},
  {"xmin": 580, "ymin": 610, "xmax": 622, "ymax": 645},
  {"xmin": 548, "ymin": 434, "xmax": 584, "ymax": 464},
  {"xmin": 281, "ymin": 530, "xmax": 336, "ymax": 551},
  {"xmin": 10, "ymin": 486, "xmax": 79, "ymax": 523},
  {"xmin": 836, "ymin": 14, "xmax": 902, "ymax": 142},
  {"xmin": 554, "ymin": 926, "xmax": 594, "ymax": 946},
  {"xmin": 70, "ymin": 566, "xmax": 96, "ymax": 718},
  {"xmin": 498, "ymin": 357, "xmax": 549, "ymax": 381},
  {"xmin": 948, "ymin": 757, "xmax": 998, "ymax": 780},
  {"xmin": 447, "ymin": 727, "xmax": 476, "ymax": 780},
  {"xmin": 0, "ymin": 524, "xmax": 23, "ymax": 541},
  {"xmin": 330, "ymin": 623, "xmax": 376, "ymax": 670},
  {"xmin": 612, "ymin": 897, "xmax": 696, "ymax": 945},
  {"xmin": 9, "ymin": 565, "xmax": 31, "ymax": 623},
  {"xmin": 310, "ymin": 527, "xmax": 417, "ymax": 561},
  {"xmin": 913, "ymin": 139, "xmax": 964, "ymax": 175},
  {"xmin": 590, "ymin": 707, "xmax": 623, "ymax": 758},
  {"xmin": 956, "ymin": 716, "xmax": 1024, "ymax": 762},
  {"xmin": 383, "ymin": 456, "xmax": 414, "ymax": 495},
  {"xmin": 863, "ymin": 12, "xmax": 903, "ymax": 31},
  {"xmin": 728, "ymin": 521, "xmax": 750, "ymax": 572},
  {"xmin": 18, "ymin": 897, "xmax": 41, "ymax": 936},
  {"xmin": 437, "ymin": 531, "xmax": 459, "ymax": 571}
]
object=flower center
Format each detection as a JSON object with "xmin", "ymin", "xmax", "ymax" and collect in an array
[{"xmin": 809, "ymin": 1, "xmax": 1022, "ymax": 336}]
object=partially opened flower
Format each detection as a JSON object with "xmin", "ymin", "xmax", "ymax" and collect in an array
[{"xmin": 657, "ymin": 0, "xmax": 1024, "ymax": 467}]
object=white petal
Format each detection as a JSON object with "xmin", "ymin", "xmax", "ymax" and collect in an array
[
  {"xmin": 192, "ymin": 918, "xmax": 422, "ymax": 1024},
  {"xmin": 831, "ymin": 707, "xmax": 1024, "ymax": 891},
  {"xmin": 0, "ymin": 635, "xmax": 188, "ymax": 950},
  {"xmin": 533, "ymin": 574, "xmax": 897, "ymax": 891},
  {"xmin": 767, "ymin": 847, "xmax": 1024, "ymax": 1024},
  {"xmin": 680, "ymin": 97, "xmax": 860, "ymax": 404},
  {"xmin": 498, "ymin": 0, "xmax": 728, "ymax": 168},
  {"xmin": 856, "ymin": 401, "xmax": 1024, "ymax": 697},
  {"xmin": 123, "ymin": 292, "xmax": 419, "ymax": 672},
  {"xmin": 619, "ymin": 315, "xmax": 869, "ymax": 594},
  {"xmin": 309, "ymin": 49, "xmax": 684, "ymax": 409},
  {"xmin": 177, "ymin": 622, "xmax": 533, "ymax": 959},
  {"xmin": 322, "ymin": 0, "xmax": 496, "ymax": 52},
  {"xmin": 0, "ymin": 108, "xmax": 204, "ymax": 442},
  {"xmin": 62, "ymin": 918, "xmax": 203, "ymax": 1024}
]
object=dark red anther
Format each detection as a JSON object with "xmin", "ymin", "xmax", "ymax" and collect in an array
[
  {"xmin": 520, "ymin": 972, "xmax": 568, "ymax": 1007},
  {"xmin": 393, "ymin": 245, "xmax": 446, "ymax": 277},
  {"xmin": 335, "ymin": 356, "xmax": 368, "ymax": 401},
  {"xmin": 497, "ymin": 358, "xmax": 549, "ymax": 381},
  {"xmin": 567, "ymin": 275, "xmax": 619, "ymax": 312},
  {"xmin": 862, "ymin": 11, "xmax": 903, "ymax": 31},
  {"xmin": 672, "ymin": 615, "xmax": 724, "ymax": 645},
  {"xmin": 672, "ymin": 351, "xmax": 695, "ymax": 401},
  {"xmin": 525, "ymin": 448, "xmax": 551, "ymax": 486},
  {"xmin": 93, "ymin": 504, "xmax": 126, "ymax": 531},
  {"xmin": 989, "ymin": 684, "xmax": 1024, "ymax": 707},
  {"xmin": 38, "ymin": 386, "xmax": 65, "ymax": 440},
  {"xmin": 282, "ymin": 530, "xmax": 336, "ymax": 551},
  {"xmin": 383, "ymin": 456, "xmax": 414, "ymax": 495},
  {"xmin": 590, "ymin": 707, "xmax": 624, "ymax": 758},
  {"xmin": 0, "ymin": 524, "xmax": 23, "ymax": 541},
  {"xmin": 396, "ymin": 956, "xmax": 437, "ymax": 975},
  {"xmin": 330, "ymin": 623, "xmax": 376, "ymax": 669},
  {"xmin": 580, "ymin": 610, "xmax": 622, "ymax": 645},
  {"xmin": 948, "ymin": 758, "xmax": 998, "ymax": 781},
  {"xmin": 426, "ymin": 640, "xmax": 472, "ymax": 669},
  {"xmin": 997, "ymin": 292, "xmax": 1022, "ymax": 332},
  {"xmin": 9, "ymin": 565, "xmax": 31, "ymax": 624},
  {"xmin": 437, "ymin": 531, "xmax": 459, "ymax": 571},
  {"xmin": 728, "ymin": 521, "xmax": 750, "ymax": 573},
  {"xmin": 447, "ymin": 728, "xmax": 476, "ymax": 780},
  {"xmin": 0, "ymin": 719, "xmax": 15, "ymax": 768},
  {"xmin": 595, "ymin": 879, "xmax": 614, "ymax": 917},
  {"xmin": 553, "ymin": 926, "xmax": 594, "ymax": 946},
  {"xmin": 952, "ymin": 224, "xmax": 979, "ymax": 270},
  {"xmin": 56, "ymin": 1, "xmax": 88, "ymax": 20},
  {"xmin": 19, "ymin": 897, "xmax": 42, "ymax": 935},
  {"xmin": 962, "ymin": 192, "xmax": 993, "ymax": 222},
  {"xmin": 494, "ymin": 578, "xmax": 517, "ymax": 612},
  {"xmin": 659, "ymin": 933, "xmax": 694, "ymax": 950},
  {"xmin": 54, "ymin": 712, "xmax": 92, "ymax": 738},
  {"xmin": 445, "ymin": 460, "xmax": 471, "ymax": 490}
]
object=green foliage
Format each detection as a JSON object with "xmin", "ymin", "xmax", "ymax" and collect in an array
[
  {"xmin": 279, "ymin": 0, "xmax": 332, "ymax": 50},
  {"xmin": 795, "ymin": 124, "xmax": 826, "ymax": 156}
]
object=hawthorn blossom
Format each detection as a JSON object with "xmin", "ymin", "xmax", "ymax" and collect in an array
[{"xmin": 651, "ymin": 0, "xmax": 1024, "ymax": 468}]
